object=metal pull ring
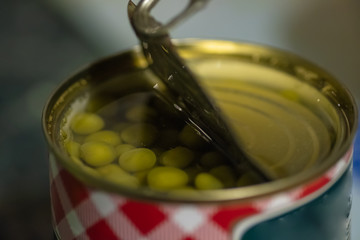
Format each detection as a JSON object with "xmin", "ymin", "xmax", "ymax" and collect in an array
[{"xmin": 128, "ymin": 0, "xmax": 209, "ymax": 36}]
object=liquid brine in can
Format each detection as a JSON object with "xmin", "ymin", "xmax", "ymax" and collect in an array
[{"xmin": 43, "ymin": 40, "xmax": 357, "ymax": 240}]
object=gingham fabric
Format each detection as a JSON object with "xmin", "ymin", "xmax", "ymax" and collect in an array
[{"xmin": 50, "ymin": 147, "xmax": 352, "ymax": 240}]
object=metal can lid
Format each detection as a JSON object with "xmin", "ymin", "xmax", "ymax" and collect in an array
[{"xmin": 43, "ymin": 39, "xmax": 358, "ymax": 202}]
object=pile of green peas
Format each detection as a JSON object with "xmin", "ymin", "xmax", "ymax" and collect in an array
[{"xmin": 63, "ymin": 92, "xmax": 259, "ymax": 192}]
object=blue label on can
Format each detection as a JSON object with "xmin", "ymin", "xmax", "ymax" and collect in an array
[{"xmin": 235, "ymin": 165, "xmax": 352, "ymax": 240}]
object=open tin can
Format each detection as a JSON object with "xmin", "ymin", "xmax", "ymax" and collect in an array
[{"xmin": 43, "ymin": 39, "xmax": 357, "ymax": 240}]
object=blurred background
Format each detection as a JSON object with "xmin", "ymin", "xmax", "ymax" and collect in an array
[{"xmin": 0, "ymin": 0, "xmax": 359, "ymax": 239}]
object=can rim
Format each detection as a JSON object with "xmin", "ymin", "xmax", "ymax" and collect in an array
[{"xmin": 42, "ymin": 39, "xmax": 358, "ymax": 203}]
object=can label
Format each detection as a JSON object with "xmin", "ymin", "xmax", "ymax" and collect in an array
[
  {"xmin": 233, "ymin": 157, "xmax": 353, "ymax": 240},
  {"xmin": 50, "ymin": 147, "xmax": 352, "ymax": 240}
]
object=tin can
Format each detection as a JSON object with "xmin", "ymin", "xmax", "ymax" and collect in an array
[{"xmin": 43, "ymin": 40, "xmax": 357, "ymax": 240}]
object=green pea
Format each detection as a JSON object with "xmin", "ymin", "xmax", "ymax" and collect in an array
[
  {"xmin": 209, "ymin": 165, "xmax": 236, "ymax": 188},
  {"xmin": 184, "ymin": 166, "xmax": 203, "ymax": 183},
  {"xmin": 70, "ymin": 156, "xmax": 99, "ymax": 177},
  {"xmin": 65, "ymin": 141, "xmax": 81, "ymax": 158},
  {"xmin": 237, "ymin": 172, "xmax": 262, "ymax": 187},
  {"xmin": 70, "ymin": 112, "xmax": 104, "ymax": 135},
  {"xmin": 147, "ymin": 166, "xmax": 189, "ymax": 191},
  {"xmin": 195, "ymin": 173, "xmax": 224, "ymax": 190},
  {"xmin": 125, "ymin": 105, "xmax": 157, "ymax": 122},
  {"xmin": 200, "ymin": 151, "xmax": 224, "ymax": 168},
  {"xmin": 179, "ymin": 125, "xmax": 207, "ymax": 149},
  {"xmin": 112, "ymin": 122, "xmax": 132, "ymax": 132},
  {"xmin": 84, "ymin": 130, "xmax": 121, "ymax": 146},
  {"xmin": 115, "ymin": 144, "xmax": 136, "ymax": 157},
  {"xmin": 97, "ymin": 164, "xmax": 127, "ymax": 175},
  {"xmin": 80, "ymin": 141, "xmax": 116, "ymax": 167},
  {"xmin": 97, "ymin": 164, "xmax": 139, "ymax": 188},
  {"xmin": 160, "ymin": 146, "xmax": 194, "ymax": 168},
  {"xmin": 105, "ymin": 174, "xmax": 139, "ymax": 188},
  {"xmin": 118, "ymin": 148, "xmax": 156, "ymax": 172},
  {"xmin": 120, "ymin": 123, "xmax": 158, "ymax": 146},
  {"xmin": 133, "ymin": 169, "xmax": 151, "ymax": 185}
]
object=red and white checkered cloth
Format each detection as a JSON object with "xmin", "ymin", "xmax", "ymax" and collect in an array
[{"xmin": 50, "ymin": 147, "xmax": 353, "ymax": 240}]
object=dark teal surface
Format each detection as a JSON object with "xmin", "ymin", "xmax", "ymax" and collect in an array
[
  {"xmin": 242, "ymin": 166, "xmax": 352, "ymax": 240},
  {"xmin": 353, "ymin": 131, "xmax": 360, "ymax": 181}
]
